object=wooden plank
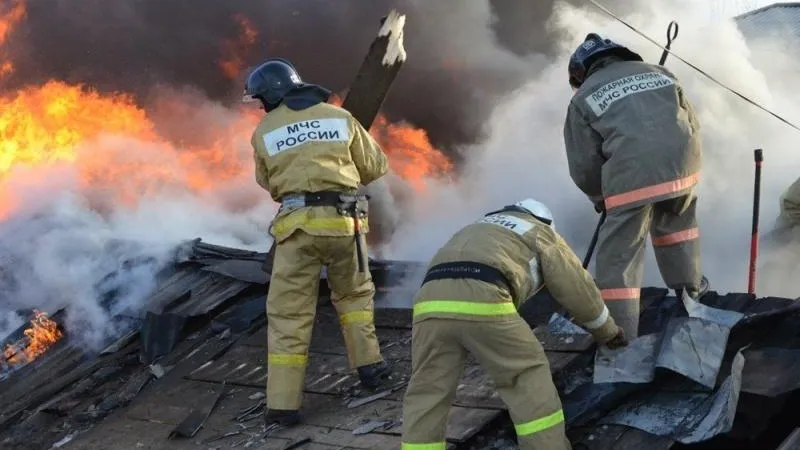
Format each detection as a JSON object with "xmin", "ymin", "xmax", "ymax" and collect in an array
[
  {"xmin": 167, "ymin": 273, "xmax": 252, "ymax": 317},
  {"xmin": 0, "ymin": 344, "xmax": 108, "ymax": 428},
  {"xmin": 274, "ymin": 389, "xmax": 492, "ymax": 445},
  {"xmin": 269, "ymin": 423, "xmax": 401, "ymax": 449},
  {"xmin": 243, "ymin": 319, "xmax": 412, "ymax": 361},
  {"xmin": 145, "ymin": 266, "xmax": 207, "ymax": 313},
  {"xmin": 341, "ymin": 9, "xmax": 406, "ymax": 130},
  {"xmin": 124, "ymin": 378, "xmax": 482, "ymax": 448},
  {"xmin": 186, "ymin": 341, "xmax": 581, "ymax": 411}
]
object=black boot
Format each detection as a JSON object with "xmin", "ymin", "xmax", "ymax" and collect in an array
[
  {"xmin": 357, "ymin": 360, "xmax": 391, "ymax": 389},
  {"xmin": 264, "ymin": 409, "xmax": 302, "ymax": 427}
]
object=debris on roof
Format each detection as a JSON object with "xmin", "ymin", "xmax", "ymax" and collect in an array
[{"xmin": 1, "ymin": 239, "xmax": 800, "ymax": 450}]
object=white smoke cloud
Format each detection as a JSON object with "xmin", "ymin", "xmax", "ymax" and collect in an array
[
  {"xmin": 0, "ymin": 116, "xmax": 276, "ymax": 349},
  {"xmin": 3, "ymin": 0, "xmax": 799, "ymax": 349},
  {"xmin": 387, "ymin": 0, "xmax": 800, "ymax": 301}
]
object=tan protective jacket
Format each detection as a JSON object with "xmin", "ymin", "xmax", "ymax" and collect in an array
[
  {"xmin": 778, "ymin": 177, "xmax": 800, "ymax": 229},
  {"xmin": 564, "ymin": 59, "xmax": 702, "ymax": 211},
  {"xmin": 412, "ymin": 210, "xmax": 619, "ymax": 344},
  {"xmin": 251, "ymin": 102, "xmax": 389, "ymax": 242}
]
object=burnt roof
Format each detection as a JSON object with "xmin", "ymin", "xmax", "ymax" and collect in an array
[{"xmin": 1, "ymin": 239, "xmax": 800, "ymax": 449}]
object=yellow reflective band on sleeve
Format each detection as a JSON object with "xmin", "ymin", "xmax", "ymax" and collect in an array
[
  {"xmin": 267, "ymin": 353, "xmax": 308, "ymax": 366},
  {"xmin": 401, "ymin": 442, "xmax": 446, "ymax": 450},
  {"xmin": 413, "ymin": 300, "xmax": 517, "ymax": 317},
  {"xmin": 339, "ymin": 310, "xmax": 373, "ymax": 326},
  {"xmin": 514, "ymin": 409, "xmax": 565, "ymax": 436},
  {"xmin": 271, "ymin": 214, "xmax": 367, "ymax": 237}
]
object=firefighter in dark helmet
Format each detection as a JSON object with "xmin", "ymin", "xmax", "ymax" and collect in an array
[
  {"xmin": 563, "ymin": 33, "xmax": 709, "ymax": 339},
  {"xmin": 244, "ymin": 57, "xmax": 391, "ymax": 427}
]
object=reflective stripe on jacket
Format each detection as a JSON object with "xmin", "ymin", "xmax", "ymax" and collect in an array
[
  {"xmin": 563, "ymin": 60, "xmax": 702, "ymax": 211},
  {"xmin": 412, "ymin": 211, "xmax": 619, "ymax": 344}
]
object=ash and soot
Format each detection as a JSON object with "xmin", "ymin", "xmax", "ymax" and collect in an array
[{"xmin": 1, "ymin": 0, "xmax": 800, "ymax": 368}]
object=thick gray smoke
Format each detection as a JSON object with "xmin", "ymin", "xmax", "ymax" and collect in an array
[
  {"xmin": 3, "ymin": 0, "xmax": 573, "ymax": 152},
  {"xmin": 387, "ymin": 0, "xmax": 800, "ymax": 302},
  {"xmin": 0, "ymin": 1, "xmax": 567, "ymax": 344},
  {"xmin": 2, "ymin": 0, "xmax": 798, "ymax": 348}
]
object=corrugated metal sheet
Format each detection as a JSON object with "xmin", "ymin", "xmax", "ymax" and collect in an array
[{"xmin": 735, "ymin": 3, "xmax": 800, "ymax": 41}]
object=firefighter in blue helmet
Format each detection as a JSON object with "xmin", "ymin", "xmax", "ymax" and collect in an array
[
  {"xmin": 244, "ymin": 58, "xmax": 391, "ymax": 427},
  {"xmin": 563, "ymin": 33, "xmax": 708, "ymax": 339}
]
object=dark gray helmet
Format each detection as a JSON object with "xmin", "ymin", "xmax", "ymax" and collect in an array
[
  {"xmin": 242, "ymin": 58, "xmax": 302, "ymax": 108},
  {"xmin": 568, "ymin": 33, "xmax": 642, "ymax": 89}
]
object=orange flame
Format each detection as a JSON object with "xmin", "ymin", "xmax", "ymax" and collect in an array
[
  {"xmin": 218, "ymin": 14, "xmax": 259, "ymax": 80},
  {"xmin": 0, "ymin": 0, "xmax": 25, "ymax": 79},
  {"xmin": 3, "ymin": 310, "xmax": 63, "ymax": 367},
  {"xmin": 0, "ymin": 9, "xmax": 453, "ymax": 219},
  {"xmin": 329, "ymin": 95, "xmax": 452, "ymax": 190}
]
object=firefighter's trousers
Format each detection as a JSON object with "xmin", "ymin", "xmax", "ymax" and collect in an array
[
  {"xmin": 266, "ymin": 230, "xmax": 384, "ymax": 410},
  {"xmin": 401, "ymin": 317, "xmax": 570, "ymax": 450},
  {"xmin": 595, "ymin": 194, "xmax": 702, "ymax": 338}
]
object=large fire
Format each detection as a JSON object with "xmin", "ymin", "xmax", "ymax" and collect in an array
[
  {"xmin": 0, "ymin": 6, "xmax": 451, "ymax": 219},
  {"xmin": 2, "ymin": 310, "xmax": 63, "ymax": 369},
  {"xmin": 0, "ymin": 2, "xmax": 452, "ymax": 364}
]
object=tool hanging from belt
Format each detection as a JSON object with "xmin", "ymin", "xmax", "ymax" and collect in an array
[
  {"xmin": 421, "ymin": 261, "xmax": 516, "ymax": 300},
  {"xmin": 343, "ymin": 199, "xmax": 368, "ymax": 274},
  {"xmin": 279, "ymin": 191, "xmax": 369, "ymax": 273}
]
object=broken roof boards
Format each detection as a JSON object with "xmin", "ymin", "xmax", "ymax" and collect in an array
[{"xmin": 3, "ymin": 239, "xmax": 800, "ymax": 449}]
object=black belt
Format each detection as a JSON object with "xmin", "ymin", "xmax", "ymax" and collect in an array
[
  {"xmin": 280, "ymin": 191, "xmax": 367, "ymax": 206},
  {"xmin": 302, "ymin": 191, "xmax": 349, "ymax": 206},
  {"xmin": 422, "ymin": 261, "xmax": 515, "ymax": 299}
]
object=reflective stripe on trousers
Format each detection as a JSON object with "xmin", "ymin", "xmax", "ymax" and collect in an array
[
  {"xmin": 595, "ymin": 195, "xmax": 702, "ymax": 339},
  {"xmin": 339, "ymin": 310, "xmax": 373, "ymax": 326},
  {"xmin": 268, "ymin": 353, "xmax": 308, "ymax": 366},
  {"xmin": 271, "ymin": 214, "xmax": 367, "ymax": 240},
  {"xmin": 412, "ymin": 300, "xmax": 517, "ymax": 318},
  {"xmin": 515, "ymin": 409, "xmax": 565, "ymax": 436},
  {"xmin": 651, "ymin": 227, "xmax": 699, "ymax": 246},
  {"xmin": 604, "ymin": 173, "xmax": 699, "ymax": 210}
]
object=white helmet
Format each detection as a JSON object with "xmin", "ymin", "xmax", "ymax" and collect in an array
[{"xmin": 514, "ymin": 198, "xmax": 555, "ymax": 229}]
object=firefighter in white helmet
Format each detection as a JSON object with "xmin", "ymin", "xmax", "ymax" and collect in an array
[
  {"xmin": 564, "ymin": 33, "xmax": 709, "ymax": 339},
  {"xmin": 400, "ymin": 198, "xmax": 628, "ymax": 450},
  {"xmin": 244, "ymin": 57, "xmax": 391, "ymax": 427}
]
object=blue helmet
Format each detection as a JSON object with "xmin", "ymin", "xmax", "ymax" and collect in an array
[
  {"xmin": 568, "ymin": 33, "xmax": 642, "ymax": 89},
  {"xmin": 242, "ymin": 58, "xmax": 303, "ymax": 108}
]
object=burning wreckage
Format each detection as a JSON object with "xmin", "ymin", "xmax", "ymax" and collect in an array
[{"xmin": 2, "ymin": 5, "xmax": 800, "ymax": 450}]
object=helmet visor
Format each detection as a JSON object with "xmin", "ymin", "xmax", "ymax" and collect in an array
[{"xmin": 242, "ymin": 90, "xmax": 260, "ymax": 104}]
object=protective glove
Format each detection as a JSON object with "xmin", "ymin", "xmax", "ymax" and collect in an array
[
  {"xmin": 604, "ymin": 327, "xmax": 628, "ymax": 350},
  {"xmin": 593, "ymin": 201, "xmax": 605, "ymax": 214}
]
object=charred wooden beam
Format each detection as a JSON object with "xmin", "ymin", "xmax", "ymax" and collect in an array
[{"xmin": 341, "ymin": 9, "xmax": 407, "ymax": 130}]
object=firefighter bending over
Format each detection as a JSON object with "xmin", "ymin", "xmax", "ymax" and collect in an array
[
  {"xmin": 400, "ymin": 199, "xmax": 628, "ymax": 450},
  {"xmin": 244, "ymin": 57, "xmax": 391, "ymax": 427},
  {"xmin": 563, "ymin": 33, "xmax": 709, "ymax": 339}
]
